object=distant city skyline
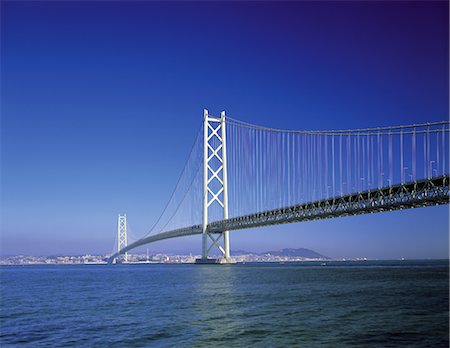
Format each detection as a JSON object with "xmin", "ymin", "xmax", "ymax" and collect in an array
[{"xmin": 2, "ymin": 1, "xmax": 448, "ymax": 259}]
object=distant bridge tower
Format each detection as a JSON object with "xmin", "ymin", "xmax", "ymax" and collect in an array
[
  {"xmin": 117, "ymin": 214, "xmax": 128, "ymax": 263},
  {"xmin": 197, "ymin": 109, "xmax": 231, "ymax": 264}
]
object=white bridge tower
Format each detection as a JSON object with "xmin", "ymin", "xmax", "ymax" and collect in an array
[
  {"xmin": 117, "ymin": 214, "xmax": 128, "ymax": 263},
  {"xmin": 196, "ymin": 109, "xmax": 231, "ymax": 264}
]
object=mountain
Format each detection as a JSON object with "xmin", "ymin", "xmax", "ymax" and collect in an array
[{"xmin": 231, "ymin": 248, "xmax": 329, "ymax": 259}]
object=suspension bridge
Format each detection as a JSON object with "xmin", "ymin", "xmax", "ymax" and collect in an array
[{"xmin": 110, "ymin": 111, "xmax": 449, "ymax": 264}]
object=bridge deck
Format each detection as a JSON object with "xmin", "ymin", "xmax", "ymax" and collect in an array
[{"xmin": 109, "ymin": 175, "xmax": 449, "ymax": 262}]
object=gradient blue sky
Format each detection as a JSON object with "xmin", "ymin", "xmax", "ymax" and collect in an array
[{"xmin": 1, "ymin": 1, "xmax": 449, "ymax": 258}]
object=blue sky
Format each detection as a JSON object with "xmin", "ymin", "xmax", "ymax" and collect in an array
[{"xmin": 1, "ymin": 1, "xmax": 448, "ymax": 258}]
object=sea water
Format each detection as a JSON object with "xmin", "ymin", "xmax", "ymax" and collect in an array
[{"xmin": 1, "ymin": 260, "xmax": 448, "ymax": 347}]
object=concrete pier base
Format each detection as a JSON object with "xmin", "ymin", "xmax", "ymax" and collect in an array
[{"xmin": 195, "ymin": 258, "xmax": 235, "ymax": 264}]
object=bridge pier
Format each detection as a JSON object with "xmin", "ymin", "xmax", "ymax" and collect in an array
[
  {"xmin": 117, "ymin": 214, "xmax": 127, "ymax": 263},
  {"xmin": 195, "ymin": 257, "xmax": 234, "ymax": 264},
  {"xmin": 197, "ymin": 109, "xmax": 232, "ymax": 264}
]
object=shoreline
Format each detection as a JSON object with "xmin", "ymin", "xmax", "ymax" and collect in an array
[{"xmin": 1, "ymin": 258, "xmax": 448, "ymax": 266}]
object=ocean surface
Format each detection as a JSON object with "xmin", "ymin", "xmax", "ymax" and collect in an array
[{"xmin": 1, "ymin": 260, "xmax": 448, "ymax": 347}]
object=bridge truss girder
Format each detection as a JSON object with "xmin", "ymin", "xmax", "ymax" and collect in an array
[
  {"xmin": 208, "ymin": 176, "xmax": 449, "ymax": 232},
  {"xmin": 109, "ymin": 176, "xmax": 448, "ymax": 263}
]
